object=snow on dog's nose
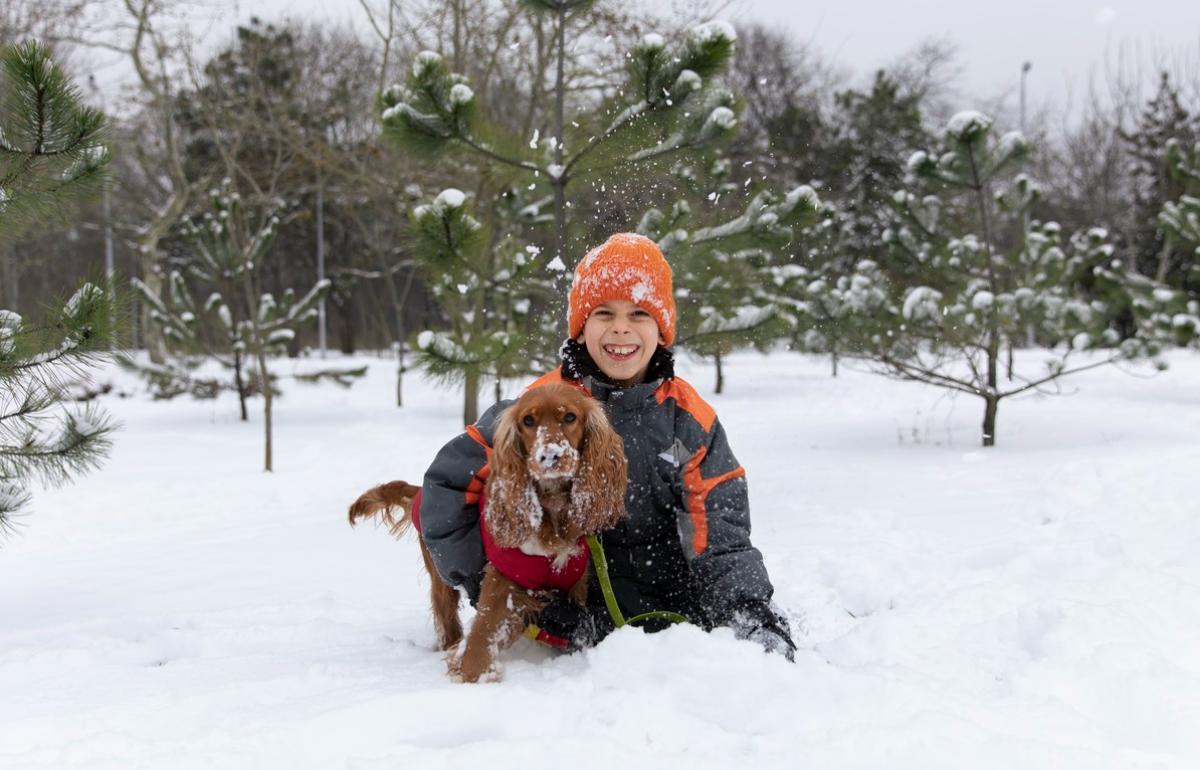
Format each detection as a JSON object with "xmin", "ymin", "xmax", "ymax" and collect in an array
[
  {"xmin": 532, "ymin": 426, "xmax": 578, "ymax": 473},
  {"xmin": 536, "ymin": 442, "xmax": 564, "ymax": 467}
]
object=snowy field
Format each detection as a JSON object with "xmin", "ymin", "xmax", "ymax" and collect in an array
[{"xmin": 2, "ymin": 349, "xmax": 1199, "ymax": 769}]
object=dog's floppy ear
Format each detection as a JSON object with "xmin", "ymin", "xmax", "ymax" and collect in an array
[
  {"xmin": 570, "ymin": 403, "xmax": 628, "ymax": 533},
  {"xmin": 484, "ymin": 404, "xmax": 540, "ymax": 547}
]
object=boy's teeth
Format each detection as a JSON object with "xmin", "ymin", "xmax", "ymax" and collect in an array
[{"xmin": 604, "ymin": 345, "xmax": 637, "ymax": 355}]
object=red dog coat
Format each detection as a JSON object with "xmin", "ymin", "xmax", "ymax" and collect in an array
[{"xmin": 410, "ymin": 489, "xmax": 588, "ymax": 592}]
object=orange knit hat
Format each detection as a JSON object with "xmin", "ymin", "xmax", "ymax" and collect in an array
[{"xmin": 568, "ymin": 233, "xmax": 676, "ymax": 347}]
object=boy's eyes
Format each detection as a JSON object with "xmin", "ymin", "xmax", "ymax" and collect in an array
[{"xmin": 592, "ymin": 308, "xmax": 651, "ymax": 319}]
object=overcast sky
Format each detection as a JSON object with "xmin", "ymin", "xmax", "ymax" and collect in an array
[
  {"xmin": 748, "ymin": 0, "xmax": 1200, "ymax": 105},
  {"xmin": 116, "ymin": 0, "xmax": 1199, "ymax": 118}
]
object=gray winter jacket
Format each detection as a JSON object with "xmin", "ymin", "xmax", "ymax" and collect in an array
[{"xmin": 419, "ymin": 363, "xmax": 776, "ymax": 630}]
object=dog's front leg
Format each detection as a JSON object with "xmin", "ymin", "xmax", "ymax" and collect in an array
[{"xmin": 453, "ymin": 565, "xmax": 526, "ymax": 683}]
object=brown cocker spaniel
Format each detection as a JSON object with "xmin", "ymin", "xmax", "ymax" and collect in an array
[{"xmin": 349, "ymin": 383, "xmax": 627, "ymax": 682}]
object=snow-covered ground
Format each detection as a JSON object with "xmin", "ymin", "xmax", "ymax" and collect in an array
[{"xmin": 2, "ymin": 350, "xmax": 1198, "ymax": 769}]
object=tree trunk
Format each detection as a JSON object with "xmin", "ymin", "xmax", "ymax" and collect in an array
[
  {"xmin": 982, "ymin": 395, "xmax": 998, "ymax": 448},
  {"xmin": 138, "ymin": 263, "xmax": 169, "ymax": 362},
  {"xmin": 136, "ymin": 175, "xmax": 190, "ymax": 361},
  {"xmin": 451, "ymin": 0, "xmax": 464, "ymax": 72},
  {"xmin": 714, "ymin": 350, "xmax": 724, "ymax": 394},
  {"xmin": 983, "ymin": 332, "xmax": 1000, "ymax": 447},
  {"xmin": 831, "ymin": 345, "xmax": 839, "ymax": 378},
  {"xmin": 395, "ymin": 341, "xmax": 404, "ymax": 408},
  {"xmin": 1, "ymin": 245, "xmax": 18, "ymax": 311},
  {"xmin": 1155, "ymin": 238, "xmax": 1172, "ymax": 283},
  {"xmin": 255, "ymin": 348, "xmax": 273, "ymax": 472},
  {"xmin": 234, "ymin": 349, "xmax": 248, "ymax": 422},
  {"xmin": 123, "ymin": 0, "xmax": 190, "ymax": 357},
  {"xmin": 463, "ymin": 368, "xmax": 480, "ymax": 426},
  {"xmin": 382, "ymin": 246, "xmax": 416, "ymax": 409},
  {"xmin": 337, "ymin": 300, "xmax": 357, "ymax": 354}
]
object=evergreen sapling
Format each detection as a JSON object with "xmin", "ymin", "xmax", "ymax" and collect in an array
[
  {"xmin": 826, "ymin": 111, "xmax": 1165, "ymax": 446},
  {"xmin": 127, "ymin": 181, "xmax": 348, "ymax": 471}
]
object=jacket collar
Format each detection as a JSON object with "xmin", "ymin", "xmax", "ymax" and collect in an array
[
  {"xmin": 559, "ymin": 338, "xmax": 674, "ymax": 403},
  {"xmin": 581, "ymin": 374, "xmax": 663, "ymax": 408}
]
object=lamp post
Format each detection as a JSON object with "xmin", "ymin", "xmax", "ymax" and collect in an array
[
  {"xmin": 88, "ymin": 75, "xmax": 118, "ymax": 348},
  {"xmin": 316, "ymin": 164, "xmax": 327, "ymax": 359},
  {"xmin": 1020, "ymin": 61, "xmax": 1032, "ymax": 135},
  {"xmin": 1019, "ymin": 61, "xmax": 1034, "ymax": 356},
  {"xmin": 87, "ymin": 75, "xmax": 115, "ymax": 290}
]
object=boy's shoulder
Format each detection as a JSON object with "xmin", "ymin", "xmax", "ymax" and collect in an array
[{"xmin": 653, "ymin": 375, "xmax": 718, "ymax": 434}]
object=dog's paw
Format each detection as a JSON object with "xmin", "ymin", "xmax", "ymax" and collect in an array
[
  {"xmin": 444, "ymin": 649, "xmax": 463, "ymax": 679},
  {"xmin": 446, "ymin": 649, "xmax": 502, "ymax": 683}
]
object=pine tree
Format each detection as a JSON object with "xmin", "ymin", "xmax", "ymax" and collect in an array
[
  {"xmin": 795, "ymin": 253, "xmax": 882, "ymax": 377},
  {"xmin": 637, "ymin": 156, "xmax": 824, "ymax": 392},
  {"xmin": 407, "ymin": 186, "xmax": 560, "ymax": 405},
  {"xmin": 0, "ymin": 41, "xmax": 116, "ymax": 534},
  {"xmin": 769, "ymin": 70, "xmax": 931, "ymax": 378},
  {"xmin": 829, "ymin": 111, "xmax": 1164, "ymax": 447},
  {"xmin": 1122, "ymin": 73, "xmax": 1198, "ymax": 284},
  {"xmin": 827, "ymin": 71, "xmax": 932, "ymax": 266},
  {"xmin": 127, "ymin": 182, "xmax": 339, "ymax": 471},
  {"xmin": 379, "ymin": 9, "xmax": 742, "ymax": 421},
  {"xmin": 1157, "ymin": 139, "xmax": 1200, "ymax": 346}
]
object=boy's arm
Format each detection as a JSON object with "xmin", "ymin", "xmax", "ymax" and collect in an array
[
  {"xmin": 420, "ymin": 400, "xmax": 510, "ymax": 604},
  {"xmin": 678, "ymin": 417, "xmax": 795, "ymax": 659},
  {"xmin": 677, "ymin": 417, "xmax": 770, "ymax": 613}
]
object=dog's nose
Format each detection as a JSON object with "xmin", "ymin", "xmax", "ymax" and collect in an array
[{"xmin": 536, "ymin": 443, "xmax": 565, "ymax": 468}]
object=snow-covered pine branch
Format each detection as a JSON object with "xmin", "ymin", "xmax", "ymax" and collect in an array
[{"xmin": 667, "ymin": 185, "xmax": 822, "ymax": 253}]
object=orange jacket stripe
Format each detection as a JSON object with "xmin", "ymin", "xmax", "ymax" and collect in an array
[
  {"xmin": 654, "ymin": 378, "xmax": 716, "ymax": 433},
  {"xmin": 464, "ymin": 464, "xmax": 491, "ymax": 506},
  {"xmin": 465, "ymin": 424, "xmax": 490, "ymax": 451},
  {"xmin": 462, "ymin": 425, "xmax": 492, "ymax": 506},
  {"xmin": 682, "ymin": 445, "xmax": 747, "ymax": 555}
]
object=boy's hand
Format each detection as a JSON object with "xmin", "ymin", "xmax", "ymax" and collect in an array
[{"xmin": 730, "ymin": 601, "xmax": 797, "ymax": 662}]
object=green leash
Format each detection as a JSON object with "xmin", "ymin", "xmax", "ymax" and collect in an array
[{"xmin": 585, "ymin": 534, "xmax": 689, "ymax": 628}]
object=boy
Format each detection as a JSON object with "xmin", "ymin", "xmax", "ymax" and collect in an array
[{"xmin": 419, "ymin": 232, "xmax": 795, "ymax": 659}]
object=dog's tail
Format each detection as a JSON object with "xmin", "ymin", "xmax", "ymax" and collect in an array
[{"xmin": 348, "ymin": 481, "xmax": 422, "ymax": 539}]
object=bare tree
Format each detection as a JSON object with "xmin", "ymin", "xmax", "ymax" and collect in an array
[{"xmin": 54, "ymin": 1, "xmax": 213, "ymax": 360}]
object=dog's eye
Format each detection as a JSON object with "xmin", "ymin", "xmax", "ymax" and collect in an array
[
  {"xmin": 522, "ymin": 415, "xmax": 535, "ymax": 427},
  {"xmin": 563, "ymin": 413, "xmax": 576, "ymax": 423}
]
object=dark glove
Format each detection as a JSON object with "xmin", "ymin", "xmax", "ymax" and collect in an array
[
  {"xmin": 535, "ymin": 596, "xmax": 615, "ymax": 652},
  {"xmin": 728, "ymin": 601, "xmax": 796, "ymax": 662}
]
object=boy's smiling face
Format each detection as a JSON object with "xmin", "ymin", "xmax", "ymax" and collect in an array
[{"xmin": 577, "ymin": 299, "xmax": 664, "ymax": 386}]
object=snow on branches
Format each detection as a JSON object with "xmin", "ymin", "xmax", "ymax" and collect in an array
[
  {"xmin": 1156, "ymin": 140, "xmax": 1200, "ymax": 346},
  {"xmin": 126, "ymin": 181, "xmax": 347, "ymax": 471},
  {"xmin": 813, "ymin": 111, "xmax": 1169, "ymax": 446}
]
